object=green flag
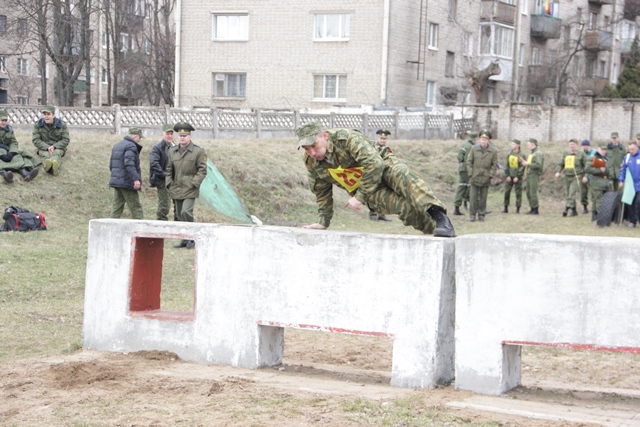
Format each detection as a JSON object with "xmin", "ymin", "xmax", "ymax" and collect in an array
[
  {"xmin": 621, "ymin": 169, "xmax": 636, "ymax": 205},
  {"xmin": 198, "ymin": 159, "xmax": 254, "ymax": 223}
]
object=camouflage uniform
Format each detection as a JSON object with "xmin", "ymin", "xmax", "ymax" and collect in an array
[
  {"xmin": 0, "ymin": 120, "xmax": 41, "ymax": 183},
  {"xmin": 503, "ymin": 143, "xmax": 525, "ymax": 211},
  {"xmin": 555, "ymin": 149, "xmax": 587, "ymax": 211},
  {"xmin": 453, "ymin": 135, "xmax": 475, "ymax": 211},
  {"xmin": 525, "ymin": 142, "xmax": 544, "ymax": 212},
  {"xmin": 32, "ymin": 109, "xmax": 70, "ymax": 176},
  {"xmin": 303, "ymin": 128, "xmax": 447, "ymax": 234}
]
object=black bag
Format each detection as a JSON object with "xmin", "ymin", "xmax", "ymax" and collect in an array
[{"xmin": 0, "ymin": 206, "xmax": 47, "ymax": 232}]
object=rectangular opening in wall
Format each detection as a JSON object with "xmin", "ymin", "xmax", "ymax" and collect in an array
[{"xmin": 160, "ymin": 239, "xmax": 196, "ymax": 314}]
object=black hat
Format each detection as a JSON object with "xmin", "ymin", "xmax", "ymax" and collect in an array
[
  {"xmin": 479, "ymin": 129, "xmax": 492, "ymax": 139},
  {"xmin": 376, "ymin": 129, "xmax": 391, "ymax": 136},
  {"xmin": 174, "ymin": 122, "xmax": 195, "ymax": 134}
]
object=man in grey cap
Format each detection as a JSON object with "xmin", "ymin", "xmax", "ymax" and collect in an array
[
  {"xmin": 295, "ymin": 121, "xmax": 455, "ymax": 237},
  {"xmin": 109, "ymin": 128, "xmax": 144, "ymax": 219},
  {"xmin": 150, "ymin": 124, "xmax": 175, "ymax": 220}
]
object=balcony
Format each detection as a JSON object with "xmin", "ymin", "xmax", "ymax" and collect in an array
[
  {"xmin": 588, "ymin": 0, "xmax": 614, "ymax": 4},
  {"xmin": 580, "ymin": 77, "xmax": 609, "ymax": 94},
  {"xmin": 531, "ymin": 15, "xmax": 562, "ymax": 39},
  {"xmin": 527, "ymin": 66, "xmax": 557, "ymax": 89},
  {"xmin": 480, "ymin": 0, "xmax": 517, "ymax": 26},
  {"xmin": 585, "ymin": 30, "xmax": 613, "ymax": 51}
]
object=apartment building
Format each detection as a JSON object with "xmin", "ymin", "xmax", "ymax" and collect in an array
[{"xmin": 176, "ymin": 0, "xmax": 636, "ymax": 109}]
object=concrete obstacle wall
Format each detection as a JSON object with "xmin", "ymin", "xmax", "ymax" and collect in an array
[
  {"xmin": 83, "ymin": 219, "xmax": 455, "ymax": 389},
  {"xmin": 454, "ymin": 234, "xmax": 640, "ymax": 395}
]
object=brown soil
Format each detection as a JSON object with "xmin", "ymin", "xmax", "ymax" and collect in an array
[{"xmin": 1, "ymin": 329, "xmax": 639, "ymax": 426}]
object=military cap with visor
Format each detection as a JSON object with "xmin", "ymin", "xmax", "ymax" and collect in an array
[
  {"xmin": 174, "ymin": 122, "xmax": 195, "ymax": 135},
  {"xmin": 376, "ymin": 129, "xmax": 391, "ymax": 136},
  {"xmin": 0, "ymin": 110, "xmax": 8, "ymax": 120},
  {"xmin": 479, "ymin": 129, "xmax": 492, "ymax": 139},
  {"xmin": 41, "ymin": 105, "xmax": 55, "ymax": 114}
]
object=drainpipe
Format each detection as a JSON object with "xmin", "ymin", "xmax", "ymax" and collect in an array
[
  {"xmin": 512, "ymin": 0, "xmax": 522, "ymax": 101},
  {"xmin": 174, "ymin": 0, "xmax": 182, "ymax": 107},
  {"xmin": 380, "ymin": 0, "xmax": 390, "ymax": 105}
]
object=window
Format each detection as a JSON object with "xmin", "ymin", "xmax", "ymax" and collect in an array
[
  {"xmin": 604, "ymin": 16, "xmax": 610, "ymax": 31},
  {"xmin": 426, "ymin": 81, "xmax": 436, "ymax": 106},
  {"xmin": 90, "ymin": 67, "xmax": 96, "ymax": 84},
  {"xmin": 445, "ymin": 51, "xmax": 455, "ymax": 77},
  {"xmin": 428, "ymin": 23, "xmax": 438, "ymax": 49},
  {"xmin": 464, "ymin": 32, "xmax": 473, "ymax": 56},
  {"xmin": 102, "ymin": 31, "xmax": 109, "ymax": 48},
  {"xmin": 16, "ymin": 95, "xmax": 28, "ymax": 104},
  {"xmin": 612, "ymin": 63, "xmax": 618, "ymax": 84},
  {"xmin": 314, "ymin": 13, "xmax": 350, "ymax": 40},
  {"xmin": 0, "ymin": 15, "xmax": 6, "ymax": 35},
  {"xmin": 531, "ymin": 47, "xmax": 541, "ymax": 65},
  {"xmin": 143, "ymin": 39, "xmax": 152, "ymax": 55},
  {"xmin": 0, "ymin": 56, "xmax": 5, "ymax": 73},
  {"xmin": 480, "ymin": 24, "xmax": 514, "ymax": 58},
  {"xmin": 313, "ymin": 74, "xmax": 346, "ymax": 100},
  {"xmin": 521, "ymin": 0, "xmax": 528, "ymax": 15},
  {"xmin": 588, "ymin": 11, "xmax": 597, "ymax": 31},
  {"xmin": 449, "ymin": 0, "xmax": 457, "ymax": 20},
  {"xmin": 586, "ymin": 58, "xmax": 595, "ymax": 78},
  {"xmin": 599, "ymin": 60, "xmax": 607, "ymax": 78},
  {"xmin": 101, "ymin": 67, "xmax": 109, "ymax": 84},
  {"xmin": 212, "ymin": 14, "xmax": 249, "ymax": 41},
  {"xmin": 17, "ymin": 58, "xmax": 28, "ymax": 75},
  {"xmin": 37, "ymin": 62, "xmax": 49, "ymax": 79},
  {"xmin": 530, "ymin": 95, "xmax": 541, "ymax": 103},
  {"xmin": 17, "ymin": 18, "xmax": 27, "ymax": 35},
  {"xmin": 133, "ymin": 0, "xmax": 145, "ymax": 16},
  {"xmin": 120, "ymin": 33, "xmax": 129, "ymax": 51},
  {"xmin": 214, "ymin": 73, "xmax": 246, "ymax": 97}
]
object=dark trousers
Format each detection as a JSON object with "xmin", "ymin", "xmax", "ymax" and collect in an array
[{"xmin": 629, "ymin": 192, "xmax": 640, "ymax": 225}]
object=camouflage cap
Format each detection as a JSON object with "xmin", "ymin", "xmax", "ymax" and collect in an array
[
  {"xmin": 162, "ymin": 124, "xmax": 174, "ymax": 132},
  {"xmin": 569, "ymin": 138, "xmax": 578, "ymax": 144},
  {"xmin": 128, "ymin": 127, "xmax": 144, "ymax": 138},
  {"xmin": 295, "ymin": 121, "xmax": 323, "ymax": 148},
  {"xmin": 0, "ymin": 110, "xmax": 8, "ymax": 120},
  {"xmin": 174, "ymin": 122, "xmax": 195, "ymax": 134},
  {"xmin": 41, "ymin": 105, "xmax": 55, "ymax": 114},
  {"xmin": 511, "ymin": 139, "xmax": 521, "ymax": 145},
  {"xmin": 581, "ymin": 139, "xmax": 591, "ymax": 146},
  {"xmin": 598, "ymin": 143, "xmax": 609, "ymax": 149},
  {"xmin": 479, "ymin": 129, "xmax": 492, "ymax": 139},
  {"xmin": 611, "ymin": 131, "xmax": 619, "ymax": 138},
  {"xmin": 528, "ymin": 138, "xmax": 538, "ymax": 145},
  {"xmin": 467, "ymin": 131, "xmax": 478, "ymax": 139}
]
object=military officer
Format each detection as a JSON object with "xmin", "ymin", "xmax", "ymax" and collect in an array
[
  {"xmin": 32, "ymin": 105, "xmax": 70, "ymax": 176},
  {"xmin": 166, "ymin": 122, "xmax": 208, "ymax": 249},
  {"xmin": 0, "ymin": 110, "xmax": 41, "ymax": 183},
  {"xmin": 555, "ymin": 138, "xmax": 588, "ymax": 217},
  {"xmin": 453, "ymin": 131, "xmax": 476, "ymax": 215},
  {"xmin": 585, "ymin": 144, "xmax": 613, "ymax": 221},
  {"xmin": 296, "ymin": 121, "xmax": 455, "ymax": 237},
  {"xmin": 580, "ymin": 139, "xmax": 596, "ymax": 213},
  {"xmin": 466, "ymin": 129, "xmax": 498, "ymax": 222},
  {"xmin": 607, "ymin": 131, "xmax": 626, "ymax": 191},
  {"xmin": 150, "ymin": 124, "xmax": 175, "ymax": 221},
  {"xmin": 521, "ymin": 138, "xmax": 544, "ymax": 215},
  {"xmin": 368, "ymin": 128, "xmax": 393, "ymax": 222},
  {"xmin": 503, "ymin": 138, "xmax": 524, "ymax": 213}
]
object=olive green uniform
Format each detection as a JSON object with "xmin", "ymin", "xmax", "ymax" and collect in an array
[
  {"xmin": 466, "ymin": 144, "xmax": 498, "ymax": 219},
  {"xmin": 504, "ymin": 148, "xmax": 525, "ymax": 209},
  {"xmin": 525, "ymin": 147, "xmax": 544, "ymax": 210},
  {"xmin": 32, "ymin": 118, "xmax": 70, "ymax": 173},
  {"xmin": 585, "ymin": 153, "xmax": 613, "ymax": 214},
  {"xmin": 555, "ymin": 150, "xmax": 587, "ymax": 209},
  {"xmin": 0, "ymin": 125, "xmax": 41, "ymax": 172},
  {"xmin": 304, "ymin": 128, "xmax": 446, "ymax": 234},
  {"xmin": 580, "ymin": 147, "xmax": 596, "ymax": 209},
  {"xmin": 166, "ymin": 142, "xmax": 207, "ymax": 223},
  {"xmin": 606, "ymin": 142, "xmax": 627, "ymax": 190},
  {"xmin": 453, "ymin": 139, "xmax": 474, "ymax": 208}
]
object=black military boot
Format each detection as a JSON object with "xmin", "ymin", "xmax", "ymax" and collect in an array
[
  {"xmin": 368, "ymin": 211, "xmax": 379, "ymax": 221},
  {"xmin": 453, "ymin": 206, "xmax": 463, "ymax": 216},
  {"xmin": 463, "ymin": 201, "xmax": 468, "ymax": 210},
  {"xmin": 427, "ymin": 206, "xmax": 456, "ymax": 237},
  {"xmin": 186, "ymin": 240, "xmax": 195, "ymax": 249},
  {"xmin": 526, "ymin": 207, "xmax": 539, "ymax": 215},
  {"xmin": 502, "ymin": 206, "xmax": 508, "ymax": 213},
  {"xmin": 478, "ymin": 214, "xmax": 485, "ymax": 221},
  {"xmin": 591, "ymin": 211, "xmax": 597, "ymax": 221},
  {"xmin": 0, "ymin": 170, "xmax": 14, "ymax": 183},
  {"xmin": 377, "ymin": 214, "xmax": 392, "ymax": 222},
  {"xmin": 570, "ymin": 207, "xmax": 578, "ymax": 217},
  {"xmin": 20, "ymin": 168, "xmax": 39, "ymax": 182},
  {"xmin": 173, "ymin": 240, "xmax": 188, "ymax": 248},
  {"xmin": 562, "ymin": 207, "xmax": 568, "ymax": 217},
  {"xmin": 583, "ymin": 204, "xmax": 589, "ymax": 214},
  {"xmin": 516, "ymin": 206, "xmax": 520, "ymax": 214}
]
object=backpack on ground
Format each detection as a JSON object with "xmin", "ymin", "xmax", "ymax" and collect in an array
[{"xmin": 0, "ymin": 206, "xmax": 47, "ymax": 232}]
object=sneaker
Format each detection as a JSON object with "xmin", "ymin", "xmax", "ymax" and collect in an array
[
  {"xmin": 44, "ymin": 159, "xmax": 52, "ymax": 172},
  {"xmin": 52, "ymin": 160, "xmax": 60, "ymax": 176}
]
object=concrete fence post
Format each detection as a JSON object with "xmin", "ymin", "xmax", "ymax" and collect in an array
[
  {"xmin": 113, "ymin": 104, "xmax": 121, "ymax": 135},
  {"xmin": 330, "ymin": 112, "xmax": 336, "ymax": 128},
  {"xmin": 212, "ymin": 108, "xmax": 219, "ymax": 139},
  {"xmin": 363, "ymin": 112, "xmax": 369, "ymax": 135},
  {"xmin": 256, "ymin": 109, "xmax": 262, "ymax": 139}
]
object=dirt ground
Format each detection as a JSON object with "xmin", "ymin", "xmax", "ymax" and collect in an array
[{"xmin": 2, "ymin": 329, "xmax": 640, "ymax": 427}]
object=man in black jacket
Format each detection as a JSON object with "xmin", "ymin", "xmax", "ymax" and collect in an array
[
  {"xmin": 150, "ymin": 124, "xmax": 175, "ymax": 220},
  {"xmin": 109, "ymin": 128, "xmax": 144, "ymax": 219}
]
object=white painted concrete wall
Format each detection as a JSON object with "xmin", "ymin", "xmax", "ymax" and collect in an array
[
  {"xmin": 83, "ymin": 219, "xmax": 455, "ymax": 389},
  {"xmin": 455, "ymin": 233, "xmax": 640, "ymax": 395}
]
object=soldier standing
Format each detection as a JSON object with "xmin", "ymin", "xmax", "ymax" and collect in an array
[
  {"xmin": 453, "ymin": 131, "xmax": 476, "ymax": 216},
  {"xmin": 32, "ymin": 106, "xmax": 70, "ymax": 177},
  {"xmin": 607, "ymin": 131, "xmax": 627, "ymax": 191},
  {"xmin": 503, "ymin": 139, "xmax": 524, "ymax": 213},
  {"xmin": 466, "ymin": 129, "xmax": 498, "ymax": 222},
  {"xmin": 555, "ymin": 138, "xmax": 588, "ymax": 217},
  {"xmin": 166, "ymin": 122, "xmax": 208, "ymax": 249},
  {"xmin": 585, "ymin": 144, "xmax": 612, "ymax": 221},
  {"xmin": 580, "ymin": 139, "xmax": 596, "ymax": 213},
  {"xmin": 521, "ymin": 138, "xmax": 544, "ymax": 215},
  {"xmin": 296, "ymin": 122, "xmax": 455, "ymax": 237},
  {"xmin": 150, "ymin": 124, "xmax": 175, "ymax": 221}
]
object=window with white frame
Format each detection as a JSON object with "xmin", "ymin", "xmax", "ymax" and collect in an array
[
  {"xmin": 428, "ymin": 23, "xmax": 438, "ymax": 49},
  {"xmin": 518, "ymin": 43, "xmax": 525, "ymax": 66},
  {"xmin": 90, "ymin": 67, "xmax": 96, "ymax": 84},
  {"xmin": 102, "ymin": 31, "xmax": 109, "ymax": 48},
  {"xmin": 133, "ymin": 0, "xmax": 145, "ymax": 16},
  {"xmin": 426, "ymin": 81, "xmax": 436, "ymax": 105},
  {"xmin": 449, "ymin": 0, "xmax": 457, "ymax": 20},
  {"xmin": 120, "ymin": 33, "xmax": 129, "ymax": 51},
  {"xmin": 464, "ymin": 32, "xmax": 473, "ymax": 56},
  {"xmin": 530, "ymin": 95, "xmax": 541, "ymax": 103},
  {"xmin": 599, "ymin": 60, "xmax": 607, "ymax": 78},
  {"xmin": 16, "ymin": 95, "xmax": 27, "ymax": 104},
  {"xmin": 213, "ymin": 73, "xmax": 246, "ymax": 97},
  {"xmin": 37, "ymin": 63, "xmax": 49, "ymax": 79},
  {"xmin": 479, "ymin": 23, "xmax": 514, "ymax": 58},
  {"xmin": 17, "ymin": 18, "xmax": 27, "ymax": 35},
  {"xmin": 314, "ymin": 13, "xmax": 350, "ymax": 40},
  {"xmin": 17, "ymin": 58, "xmax": 28, "ymax": 75},
  {"xmin": 531, "ymin": 47, "xmax": 541, "ymax": 65},
  {"xmin": 521, "ymin": 0, "xmax": 528, "ymax": 15},
  {"xmin": 0, "ymin": 56, "xmax": 6, "ymax": 73},
  {"xmin": 212, "ymin": 14, "xmax": 249, "ymax": 41},
  {"xmin": 313, "ymin": 74, "xmax": 347, "ymax": 100},
  {"xmin": 588, "ymin": 11, "xmax": 597, "ymax": 31},
  {"xmin": 143, "ymin": 39, "xmax": 152, "ymax": 55},
  {"xmin": 101, "ymin": 67, "xmax": 109, "ymax": 84}
]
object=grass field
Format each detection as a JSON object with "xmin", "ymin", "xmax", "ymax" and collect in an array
[{"xmin": 0, "ymin": 131, "xmax": 636, "ymax": 364}]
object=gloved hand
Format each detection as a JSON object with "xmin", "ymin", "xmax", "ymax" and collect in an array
[{"xmin": 0, "ymin": 152, "xmax": 16, "ymax": 162}]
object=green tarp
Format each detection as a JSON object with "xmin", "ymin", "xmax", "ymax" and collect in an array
[{"xmin": 198, "ymin": 159, "xmax": 253, "ymax": 223}]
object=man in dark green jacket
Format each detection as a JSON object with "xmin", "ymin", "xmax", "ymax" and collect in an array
[
  {"xmin": 503, "ymin": 138, "xmax": 525, "ymax": 213},
  {"xmin": 453, "ymin": 131, "xmax": 476, "ymax": 215},
  {"xmin": 0, "ymin": 110, "xmax": 41, "ymax": 183},
  {"xmin": 32, "ymin": 106, "xmax": 70, "ymax": 176},
  {"xmin": 607, "ymin": 131, "xmax": 626, "ymax": 191},
  {"xmin": 297, "ymin": 121, "xmax": 455, "ymax": 237},
  {"xmin": 522, "ymin": 138, "xmax": 544, "ymax": 215},
  {"xmin": 585, "ymin": 144, "xmax": 613, "ymax": 221},
  {"xmin": 555, "ymin": 138, "xmax": 588, "ymax": 217},
  {"xmin": 166, "ymin": 122, "xmax": 208, "ymax": 249},
  {"xmin": 466, "ymin": 129, "xmax": 498, "ymax": 222}
]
